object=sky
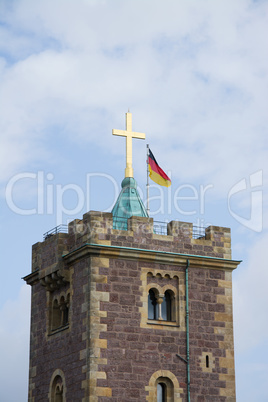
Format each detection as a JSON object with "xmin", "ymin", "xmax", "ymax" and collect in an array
[{"xmin": 0, "ymin": 0, "xmax": 267, "ymax": 400}]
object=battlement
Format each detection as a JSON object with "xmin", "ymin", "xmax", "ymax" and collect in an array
[
  {"xmin": 68, "ymin": 211, "xmax": 231, "ymax": 258},
  {"xmin": 29, "ymin": 211, "xmax": 232, "ymax": 281}
]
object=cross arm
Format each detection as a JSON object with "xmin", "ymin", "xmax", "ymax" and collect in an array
[
  {"xmin": 112, "ymin": 129, "xmax": 126, "ymax": 137},
  {"xmin": 112, "ymin": 129, "xmax": 146, "ymax": 140}
]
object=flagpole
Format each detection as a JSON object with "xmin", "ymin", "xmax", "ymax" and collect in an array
[{"xmin": 146, "ymin": 144, "xmax": 150, "ymax": 215}]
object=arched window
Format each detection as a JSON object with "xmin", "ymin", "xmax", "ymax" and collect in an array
[
  {"xmin": 60, "ymin": 295, "xmax": 69, "ymax": 327},
  {"xmin": 156, "ymin": 376, "xmax": 174, "ymax": 401},
  {"xmin": 162, "ymin": 290, "xmax": 175, "ymax": 321},
  {"xmin": 52, "ymin": 299, "xmax": 61, "ymax": 330},
  {"xmin": 157, "ymin": 382, "xmax": 167, "ymax": 402},
  {"xmin": 148, "ymin": 370, "xmax": 182, "ymax": 402},
  {"xmin": 51, "ymin": 375, "xmax": 63, "ymax": 402},
  {"xmin": 148, "ymin": 289, "xmax": 159, "ymax": 320},
  {"xmin": 49, "ymin": 370, "xmax": 66, "ymax": 402},
  {"xmin": 51, "ymin": 294, "xmax": 70, "ymax": 331}
]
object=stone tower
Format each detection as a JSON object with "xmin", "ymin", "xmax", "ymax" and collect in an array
[{"xmin": 24, "ymin": 114, "xmax": 240, "ymax": 401}]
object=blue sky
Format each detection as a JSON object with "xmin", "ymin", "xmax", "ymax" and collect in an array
[{"xmin": 0, "ymin": 1, "xmax": 268, "ymax": 401}]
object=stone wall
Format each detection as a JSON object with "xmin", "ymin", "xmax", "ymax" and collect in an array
[
  {"xmin": 24, "ymin": 211, "xmax": 239, "ymax": 401},
  {"xmin": 26, "ymin": 257, "xmax": 88, "ymax": 400}
]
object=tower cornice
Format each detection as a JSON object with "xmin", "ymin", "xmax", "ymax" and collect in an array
[{"xmin": 62, "ymin": 242, "xmax": 241, "ymax": 271}]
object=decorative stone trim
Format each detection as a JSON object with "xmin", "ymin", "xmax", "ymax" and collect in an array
[
  {"xmin": 145, "ymin": 369, "xmax": 183, "ymax": 401},
  {"xmin": 199, "ymin": 351, "xmax": 215, "ymax": 373},
  {"xmin": 140, "ymin": 268, "xmax": 185, "ymax": 331},
  {"xmin": 45, "ymin": 270, "xmax": 73, "ymax": 340},
  {"xmin": 146, "ymin": 283, "xmax": 178, "ymax": 323},
  {"xmin": 40, "ymin": 271, "xmax": 69, "ymax": 292},
  {"xmin": 81, "ymin": 256, "xmax": 112, "ymax": 401},
  {"xmin": 48, "ymin": 369, "xmax": 66, "ymax": 401},
  {"xmin": 63, "ymin": 243, "xmax": 239, "ymax": 271}
]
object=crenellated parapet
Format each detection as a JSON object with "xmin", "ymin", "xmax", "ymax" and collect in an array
[
  {"xmin": 24, "ymin": 211, "xmax": 233, "ymax": 289},
  {"xmin": 66, "ymin": 211, "xmax": 232, "ymax": 259}
]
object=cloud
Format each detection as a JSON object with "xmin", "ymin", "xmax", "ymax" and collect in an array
[{"xmin": 1, "ymin": 0, "xmax": 267, "ymax": 195}]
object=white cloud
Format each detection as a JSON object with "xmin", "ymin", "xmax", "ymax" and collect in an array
[{"xmin": 1, "ymin": 0, "xmax": 267, "ymax": 192}]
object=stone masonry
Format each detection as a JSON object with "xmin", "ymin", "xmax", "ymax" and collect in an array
[{"xmin": 24, "ymin": 211, "xmax": 240, "ymax": 401}]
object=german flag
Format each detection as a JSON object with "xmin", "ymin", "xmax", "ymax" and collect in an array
[{"xmin": 148, "ymin": 148, "xmax": 171, "ymax": 187}]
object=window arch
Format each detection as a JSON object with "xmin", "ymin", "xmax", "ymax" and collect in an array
[
  {"xmin": 148, "ymin": 288, "xmax": 175, "ymax": 322},
  {"xmin": 51, "ymin": 293, "xmax": 70, "ymax": 332},
  {"xmin": 146, "ymin": 370, "xmax": 183, "ymax": 402},
  {"xmin": 156, "ymin": 377, "xmax": 173, "ymax": 402},
  {"xmin": 49, "ymin": 369, "xmax": 66, "ymax": 402}
]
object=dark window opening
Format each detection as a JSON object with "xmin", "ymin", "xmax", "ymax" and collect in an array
[
  {"xmin": 55, "ymin": 385, "xmax": 63, "ymax": 402},
  {"xmin": 162, "ymin": 290, "xmax": 175, "ymax": 321},
  {"xmin": 206, "ymin": 355, "xmax": 209, "ymax": 368},
  {"xmin": 52, "ymin": 300, "xmax": 61, "ymax": 330},
  {"xmin": 60, "ymin": 295, "xmax": 69, "ymax": 327},
  {"xmin": 157, "ymin": 382, "xmax": 167, "ymax": 402},
  {"xmin": 148, "ymin": 289, "xmax": 159, "ymax": 320},
  {"xmin": 162, "ymin": 290, "xmax": 172, "ymax": 321}
]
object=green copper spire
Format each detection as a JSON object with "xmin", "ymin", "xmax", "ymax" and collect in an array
[{"xmin": 112, "ymin": 177, "xmax": 148, "ymax": 230}]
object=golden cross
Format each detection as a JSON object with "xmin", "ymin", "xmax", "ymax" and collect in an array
[{"xmin": 112, "ymin": 112, "xmax": 145, "ymax": 178}]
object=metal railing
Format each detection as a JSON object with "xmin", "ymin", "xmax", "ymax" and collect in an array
[
  {"xmin": 153, "ymin": 221, "xmax": 168, "ymax": 235},
  {"xmin": 152, "ymin": 221, "xmax": 206, "ymax": 238},
  {"xmin": 192, "ymin": 225, "xmax": 206, "ymax": 239},
  {"xmin": 113, "ymin": 216, "xmax": 206, "ymax": 238},
  {"xmin": 43, "ymin": 224, "xmax": 68, "ymax": 240},
  {"xmin": 43, "ymin": 218, "xmax": 206, "ymax": 240}
]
